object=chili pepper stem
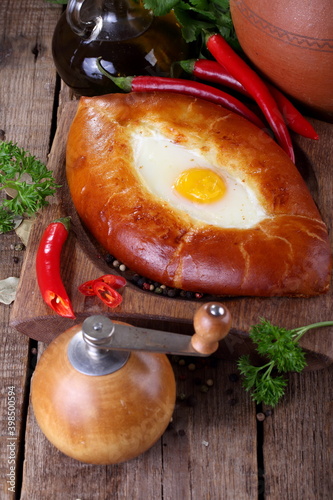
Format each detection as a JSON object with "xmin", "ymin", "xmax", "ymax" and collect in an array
[
  {"xmin": 97, "ymin": 58, "xmax": 133, "ymax": 91},
  {"xmin": 52, "ymin": 216, "xmax": 71, "ymax": 232},
  {"xmin": 179, "ymin": 59, "xmax": 196, "ymax": 74}
]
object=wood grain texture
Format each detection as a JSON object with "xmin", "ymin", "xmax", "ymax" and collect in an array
[
  {"xmin": 0, "ymin": 232, "xmax": 29, "ymax": 500},
  {"xmin": 21, "ymin": 353, "xmax": 258, "ymax": 500},
  {"xmin": 1, "ymin": 1, "xmax": 333, "ymax": 499},
  {"xmin": 161, "ymin": 358, "xmax": 258, "ymax": 499},
  {"xmin": 0, "ymin": 1, "xmax": 62, "ymax": 498},
  {"xmin": 264, "ymin": 364, "xmax": 333, "ymax": 500},
  {"xmin": 9, "ymin": 102, "xmax": 333, "ymax": 368},
  {"xmin": 0, "ymin": 0, "xmax": 61, "ymax": 162}
]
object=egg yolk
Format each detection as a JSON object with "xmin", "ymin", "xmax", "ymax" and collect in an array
[{"xmin": 173, "ymin": 168, "xmax": 227, "ymax": 203}]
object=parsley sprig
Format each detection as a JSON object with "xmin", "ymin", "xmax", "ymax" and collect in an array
[
  {"xmin": 0, "ymin": 141, "xmax": 60, "ymax": 233},
  {"xmin": 143, "ymin": 0, "xmax": 239, "ymax": 48},
  {"xmin": 238, "ymin": 319, "xmax": 333, "ymax": 407}
]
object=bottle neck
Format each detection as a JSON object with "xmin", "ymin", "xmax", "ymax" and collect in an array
[{"xmin": 66, "ymin": 0, "xmax": 153, "ymax": 41}]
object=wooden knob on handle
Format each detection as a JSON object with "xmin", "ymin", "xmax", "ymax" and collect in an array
[{"xmin": 191, "ymin": 302, "xmax": 231, "ymax": 355}]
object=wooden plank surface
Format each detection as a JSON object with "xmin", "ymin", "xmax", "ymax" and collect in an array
[
  {"xmin": 0, "ymin": 1, "xmax": 62, "ymax": 499},
  {"xmin": 1, "ymin": 1, "xmax": 332, "ymax": 499},
  {"xmin": 20, "ymin": 352, "xmax": 258, "ymax": 500},
  {"xmin": 264, "ymin": 366, "xmax": 333, "ymax": 500}
]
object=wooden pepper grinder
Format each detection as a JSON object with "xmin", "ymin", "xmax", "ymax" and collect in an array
[{"xmin": 31, "ymin": 302, "xmax": 231, "ymax": 464}]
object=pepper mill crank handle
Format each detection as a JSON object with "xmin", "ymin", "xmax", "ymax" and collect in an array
[
  {"xmin": 191, "ymin": 302, "xmax": 232, "ymax": 355},
  {"xmin": 80, "ymin": 302, "xmax": 231, "ymax": 357}
]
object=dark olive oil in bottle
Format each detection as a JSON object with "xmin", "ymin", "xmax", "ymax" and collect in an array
[{"xmin": 52, "ymin": 1, "xmax": 188, "ymax": 96}]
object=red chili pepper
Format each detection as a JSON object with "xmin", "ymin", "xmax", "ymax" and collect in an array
[
  {"xmin": 93, "ymin": 281, "xmax": 123, "ymax": 308},
  {"xmin": 96, "ymin": 59, "xmax": 265, "ymax": 130},
  {"xmin": 180, "ymin": 58, "xmax": 250, "ymax": 97},
  {"xmin": 266, "ymin": 84, "xmax": 319, "ymax": 140},
  {"xmin": 36, "ymin": 217, "xmax": 75, "ymax": 319},
  {"xmin": 78, "ymin": 274, "xmax": 127, "ymax": 296},
  {"xmin": 206, "ymin": 34, "xmax": 295, "ymax": 162},
  {"xmin": 181, "ymin": 58, "xmax": 319, "ymax": 141}
]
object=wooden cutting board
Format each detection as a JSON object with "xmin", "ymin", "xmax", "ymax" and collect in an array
[{"xmin": 10, "ymin": 101, "xmax": 333, "ymax": 369}]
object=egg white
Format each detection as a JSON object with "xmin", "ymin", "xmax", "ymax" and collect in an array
[{"xmin": 130, "ymin": 131, "xmax": 267, "ymax": 229}]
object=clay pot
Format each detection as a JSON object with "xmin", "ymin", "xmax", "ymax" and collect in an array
[{"xmin": 230, "ymin": 0, "xmax": 333, "ymax": 120}]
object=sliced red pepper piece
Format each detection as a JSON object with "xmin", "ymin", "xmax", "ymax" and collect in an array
[
  {"xmin": 78, "ymin": 274, "xmax": 127, "ymax": 296},
  {"xmin": 92, "ymin": 281, "xmax": 123, "ymax": 308},
  {"xmin": 36, "ymin": 217, "xmax": 75, "ymax": 319},
  {"xmin": 78, "ymin": 279, "xmax": 96, "ymax": 296},
  {"xmin": 98, "ymin": 274, "xmax": 127, "ymax": 289}
]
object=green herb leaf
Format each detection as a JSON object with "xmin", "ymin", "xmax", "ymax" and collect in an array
[
  {"xmin": 250, "ymin": 372, "xmax": 288, "ymax": 407},
  {"xmin": 249, "ymin": 319, "xmax": 307, "ymax": 373},
  {"xmin": 0, "ymin": 141, "xmax": 60, "ymax": 233},
  {"xmin": 143, "ymin": 0, "xmax": 180, "ymax": 17},
  {"xmin": 238, "ymin": 319, "xmax": 333, "ymax": 407},
  {"xmin": 237, "ymin": 355, "xmax": 262, "ymax": 391},
  {"xmin": 143, "ymin": 0, "xmax": 239, "ymax": 48},
  {"xmin": 173, "ymin": 7, "xmax": 214, "ymax": 43}
]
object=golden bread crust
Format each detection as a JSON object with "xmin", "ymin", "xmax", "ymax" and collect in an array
[{"xmin": 66, "ymin": 92, "xmax": 332, "ymax": 296}]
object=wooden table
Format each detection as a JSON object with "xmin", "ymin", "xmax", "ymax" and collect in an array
[{"xmin": 1, "ymin": 1, "xmax": 332, "ymax": 499}]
